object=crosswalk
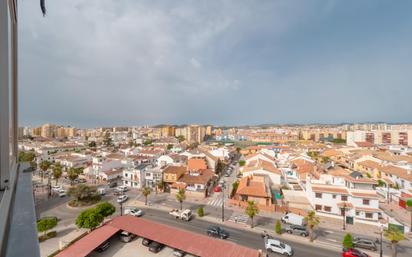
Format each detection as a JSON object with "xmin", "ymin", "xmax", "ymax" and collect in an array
[
  {"xmin": 207, "ymin": 198, "xmax": 224, "ymax": 207},
  {"xmin": 228, "ymin": 213, "xmax": 249, "ymax": 224}
]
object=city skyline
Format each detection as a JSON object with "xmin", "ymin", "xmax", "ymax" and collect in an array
[{"xmin": 20, "ymin": 0, "xmax": 412, "ymax": 127}]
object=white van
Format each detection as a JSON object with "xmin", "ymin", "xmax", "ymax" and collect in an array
[{"xmin": 281, "ymin": 213, "xmax": 306, "ymax": 226}]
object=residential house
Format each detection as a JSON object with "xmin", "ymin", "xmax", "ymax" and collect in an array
[
  {"xmin": 233, "ymin": 175, "xmax": 272, "ymax": 207},
  {"xmin": 172, "ymin": 169, "xmax": 216, "ymax": 198},
  {"xmin": 122, "ymin": 164, "xmax": 146, "ymax": 189},
  {"xmin": 144, "ymin": 165, "xmax": 163, "ymax": 188},
  {"xmin": 242, "ymin": 159, "xmax": 283, "ymax": 188}
]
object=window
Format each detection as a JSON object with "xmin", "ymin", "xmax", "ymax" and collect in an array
[
  {"xmin": 341, "ymin": 195, "xmax": 348, "ymax": 201},
  {"xmin": 315, "ymin": 193, "xmax": 322, "ymax": 198},
  {"xmin": 324, "ymin": 206, "xmax": 331, "ymax": 212},
  {"xmin": 365, "ymin": 213, "xmax": 373, "ymax": 219},
  {"xmin": 356, "ymin": 211, "xmax": 360, "ymax": 216},
  {"xmin": 363, "ymin": 199, "xmax": 370, "ymax": 205},
  {"xmin": 315, "ymin": 205, "xmax": 322, "ymax": 211},
  {"xmin": 332, "ymin": 194, "xmax": 336, "ymax": 199}
]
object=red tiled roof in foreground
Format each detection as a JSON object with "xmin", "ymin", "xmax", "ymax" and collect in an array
[
  {"xmin": 56, "ymin": 215, "xmax": 260, "ymax": 257},
  {"xmin": 56, "ymin": 224, "xmax": 119, "ymax": 257}
]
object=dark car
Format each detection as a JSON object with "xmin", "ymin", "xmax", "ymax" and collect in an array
[
  {"xmin": 342, "ymin": 248, "xmax": 370, "ymax": 257},
  {"xmin": 353, "ymin": 237, "xmax": 377, "ymax": 251},
  {"xmin": 285, "ymin": 224, "xmax": 309, "ymax": 237},
  {"xmin": 142, "ymin": 238, "xmax": 152, "ymax": 246},
  {"xmin": 148, "ymin": 241, "xmax": 165, "ymax": 253},
  {"xmin": 95, "ymin": 241, "xmax": 110, "ymax": 252},
  {"xmin": 206, "ymin": 226, "xmax": 229, "ymax": 239}
]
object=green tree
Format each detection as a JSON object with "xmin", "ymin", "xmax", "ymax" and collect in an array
[
  {"xmin": 342, "ymin": 233, "xmax": 353, "ymax": 249},
  {"xmin": 245, "ymin": 200, "xmax": 259, "ymax": 228},
  {"xmin": 176, "ymin": 189, "xmax": 186, "ymax": 210},
  {"xmin": 52, "ymin": 164, "xmax": 63, "ymax": 186},
  {"xmin": 304, "ymin": 211, "xmax": 320, "ymax": 242},
  {"xmin": 142, "ymin": 187, "xmax": 151, "ymax": 206},
  {"xmin": 88, "ymin": 141, "xmax": 96, "ymax": 148},
  {"xmin": 239, "ymin": 160, "xmax": 245, "ymax": 167},
  {"xmin": 143, "ymin": 139, "xmax": 153, "ymax": 146},
  {"xmin": 275, "ymin": 220, "xmax": 282, "ymax": 235},
  {"xmin": 67, "ymin": 168, "xmax": 79, "ymax": 185},
  {"xmin": 67, "ymin": 184, "xmax": 98, "ymax": 202},
  {"xmin": 76, "ymin": 208, "xmax": 104, "ymax": 231},
  {"xmin": 216, "ymin": 159, "xmax": 225, "ymax": 175},
  {"xmin": 95, "ymin": 202, "xmax": 116, "ymax": 217},
  {"xmin": 37, "ymin": 217, "xmax": 58, "ymax": 236},
  {"xmin": 230, "ymin": 180, "xmax": 240, "ymax": 198},
  {"xmin": 39, "ymin": 160, "xmax": 51, "ymax": 183},
  {"xmin": 384, "ymin": 227, "xmax": 405, "ymax": 257},
  {"xmin": 103, "ymin": 132, "xmax": 113, "ymax": 146},
  {"xmin": 197, "ymin": 207, "xmax": 204, "ymax": 217},
  {"xmin": 18, "ymin": 151, "xmax": 37, "ymax": 169},
  {"xmin": 167, "ymin": 144, "xmax": 173, "ymax": 150},
  {"xmin": 176, "ymin": 135, "xmax": 185, "ymax": 143}
]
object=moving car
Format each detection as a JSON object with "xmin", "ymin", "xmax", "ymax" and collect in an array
[
  {"xmin": 173, "ymin": 249, "xmax": 186, "ymax": 257},
  {"xmin": 142, "ymin": 238, "xmax": 152, "ymax": 246},
  {"xmin": 95, "ymin": 241, "xmax": 110, "ymax": 252},
  {"xmin": 124, "ymin": 207, "xmax": 143, "ymax": 217},
  {"xmin": 119, "ymin": 231, "xmax": 136, "ymax": 243},
  {"xmin": 281, "ymin": 213, "xmax": 306, "ymax": 226},
  {"xmin": 353, "ymin": 237, "xmax": 377, "ymax": 251},
  {"xmin": 265, "ymin": 238, "xmax": 293, "ymax": 256},
  {"xmin": 169, "ymin": 209, "xmax": 192, "ymax": 221},
  {"xmin": 206, "ymin": 226, "xmax": 229, "ymax": 239},
  {"xmin": 342, "ymin": 248, "xmax": 370, "ymax": 257},
  {"xmin": 148, "ymin": 241, "xmax": 165, "ymax": 253},
  {"xmin": 285, "ymin": 224, "xmax": 309, "ymax": 237},
  {"xmin": 117, "ymin": 195, "xmax": 128, "ymax": 203}
]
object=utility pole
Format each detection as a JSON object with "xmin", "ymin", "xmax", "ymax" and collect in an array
[{"xmin": 379, "ymin": 225, "xmax": 383, "ymax": 257}]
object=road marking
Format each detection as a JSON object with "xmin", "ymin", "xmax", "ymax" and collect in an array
[
  {"xmin": 325, "ymin": 238, "xmax": 337, "ymax": 242},
  {"xmin": 324, "ymin": 230, "xmax": 335, "ymax": 234}
]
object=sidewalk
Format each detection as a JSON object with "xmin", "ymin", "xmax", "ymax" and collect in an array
[{"xmin": 39, "ymin": 224, "xmax": 86, "ymax": 257}]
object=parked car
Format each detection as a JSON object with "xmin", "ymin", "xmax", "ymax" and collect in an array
[
  {"xmin": 95, "ymin": 241, "xmax": 110, "ymax": 252},
  {"xmin": 142, "ymin": 238, "xmax": 152, "ymax": 246},
  {"xmin": 58, "ymin": 189, "xmax": 66, "ymax": 197},
  {"xmin": 224, "ymin": 173, "xmax": 230, "ymax": 177},
  {"xmin": 117, "ymin": 195, "xmax": 128, "ymax": 203},
  {"xmin": 353, "ymin": 237, "xmax": 377, "ymax": 251},
  {"xmin": 342, "ymin": 248, "xmax": 370, "ymax": 257},
  {"xmin": 265, "ymin": 238, "xmax": 293, "ymax": 256},
  {"xmin": 97, "ymin": 187, "xmax": 106, "ymax": 195},
  {"xmin": 173, "ymin": 249, "xmax": 186, "ymax": 257},
  {"xmin": 148, "ymin": 241, "xmax": 165, "ymax": 253},
  {"xmin": 74, "ymin": 178, "xmax": 87, "ymax": 184},
  {"xmin": 206, "ymin": 226, "xmax": 229, "ymax": 239},
  {"xmin": 51, "ymin": 185, "xmax": 62, "ymax": 192},
  {"xmin": 214, "ymin": 186, "xmax": 222, "ymax": 192},
  {"xmin": 109, "ymin": 181, "xmax": 117, "ymax": 188},
  {"xmin": 281, "ymin": 213, "xmax": 306, "ymax": 226},
  {"xmin": 119, "ymin": 231, "xmax": 136, "ymax": 243},
  {"xmin": 124, "ymin": 207, "xmax": 143, "ymax": 217},
  {"xmin": 285, "ymin": 224, "xmax": 309, "ymax": 237},
  {"xmin": 116, "ymin": 185, "xmax": 128, "ymax": 192}
]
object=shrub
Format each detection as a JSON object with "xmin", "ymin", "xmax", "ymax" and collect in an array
[
  {"xmin": 342, "ymin": 233, "xmax": 353, "ymax": 249},
  {"xmin": 275, "ymin": 220, "xmax": 282, "ymax": 235},
  {"xmin": 197, "ymin": 207, "xmax": 204, "ymax": 217},
  {"xmin": 37, "ymin": 217, "xmax": 58, "ymax": 236},
  {"xmin": 239, "ymin": 160, "xmax": 245, "ymax": 167},
  {"xmin": 95, "ymin": 202, "xmax": 115, "ymax": 217}
]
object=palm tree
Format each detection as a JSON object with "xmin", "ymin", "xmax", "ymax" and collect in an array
[
  {"xmin": 39, "ymin": 160, "xmax": 51, "ymax": 183},
  {"xmin": 52, "ymin": 164, "xmax": 63, "ymax": 186},
  {"xmin": 245, "ymin": 200, "xmax": 259, "ymax": 228},
  {"xmin": 384, "ymin": 227, "xmax": 405, "ymax": 257},
  {"xmin": 142, "ymin": 187, "xmax": 151, "ymax": 206},
  {"xmin": 304, "ymin": 211, "xmax": 320, "ymax": 242},
  {"xmin": 176, "ymin": 188, "xmax": 186, "ymax": 210},
  {"xmin": 67, "ymin": 168, "xmax": 79, "ymax": 186}
]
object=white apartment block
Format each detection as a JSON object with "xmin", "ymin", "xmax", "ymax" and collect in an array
[
  {"xmin": 347, "ymin": 130, "xmax": 412, "ymax": 147},
  {"xmin": 122, "ymin": 166, "xmax": 146, "ymax": 189},
  {"xmin": 305, "ymin": 175, "xmax": 380, "ymax": 224}
]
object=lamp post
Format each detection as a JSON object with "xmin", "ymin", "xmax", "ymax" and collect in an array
[
  {"xmin": 119, "ymin": 192, "xmax": 124, "ymax": 216},
  {"xmin": 221, "ymin": 180, "xmax": 226, "ymax": 222},
  {"xmin": 379, "ymin": 224, "xmax": 383, "ymax": 257},
  {"xmin": 340, "ymin": 202, "xmax": 347, "ymax": 231}
]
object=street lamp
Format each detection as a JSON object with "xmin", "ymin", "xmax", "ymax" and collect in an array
[
  {"xmin": 340, "ymin": 202, "xmax": 348, "ymax": 230},
  {"xmin": 379, "ymin": 224, "xmax": 384, "ymax": 257},
  {"xmin": 221, "ymin": 180, "xmax": 226, "ymax": 222},
  {"xmin": 119, "ymin": 192, "xmax": 124, "ymax": 216}
]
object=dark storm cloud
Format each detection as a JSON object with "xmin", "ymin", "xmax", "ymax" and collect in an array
[{"xmin": 19, "ymin": 0, "xmax": 412, "ymax": 127}]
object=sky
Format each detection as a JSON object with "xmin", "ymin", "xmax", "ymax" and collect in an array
[{"xmin": 19, "ymin": 0, "xmax": 412, "ymax": 128}]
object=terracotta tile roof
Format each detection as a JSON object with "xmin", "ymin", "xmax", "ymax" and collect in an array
[
  {"xmin": 357, "ymin": 160, "xmax": 381, "ymax": 170},
  {"xmin": 163, "ymin": 165, "xmax": 187, "ymax": 175},
  {"xmin": 311, "ymin": 185, "xmax": 350, "ymax": 195},
  {"xmin": 236, "ymin": 176, "xmax": 271, "ymax": 198},
  {"xmin": 327, "ymin": 167, "xmax": 351, "ymax": 177},
  {"xmin": 322, "ymin": 149, "xmax": 343, "ymax": 157},
  {"xmin": 242, "ymin": 160, "xmax": 280, "ymax": 175},
  {"xmin": 343, "ymin": 175, "xmax": 377, "ymax": 184},
  {"xmin": 179, "ymin": 169, "xmax": 215, "ymax": 185},
  {"xmin": 380, "ymin": 165, "xmax": 412, "ymax": 181},
  {"xmin": 337, "ymin": 202, "xmax": 354, "ymax": 208},
  {"xmin": 187, "ymin": 158, "xmax": 208, "ymax": 171}
]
